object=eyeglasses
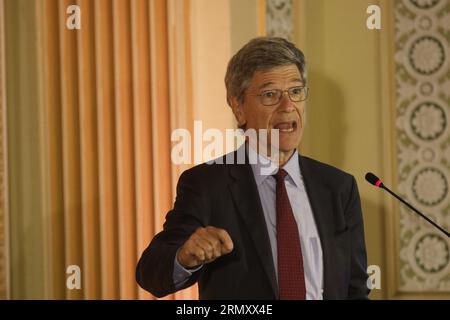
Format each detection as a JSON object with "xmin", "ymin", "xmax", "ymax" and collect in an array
[{"xmin": 254, "ymin": 86, "xmax": 309, "ymax": 106}]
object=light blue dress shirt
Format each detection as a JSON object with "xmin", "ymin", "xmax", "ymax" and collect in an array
[{"xmin": 173, "ymin": 145, "xmax": 324, "ymax": 299}]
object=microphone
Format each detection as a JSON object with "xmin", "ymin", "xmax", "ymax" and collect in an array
[{"xmin": 365, "ymin": 172, "xmax": 449, "ymax": 238}]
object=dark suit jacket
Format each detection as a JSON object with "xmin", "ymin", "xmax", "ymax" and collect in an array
[{"xmin": 136, "ymin": 147, "xmax": 370, "ymax": 299}]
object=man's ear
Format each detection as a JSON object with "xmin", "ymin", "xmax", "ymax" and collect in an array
[{"xmin": 230, "ymin": 97, "xmax": 246, "ymax": 128}]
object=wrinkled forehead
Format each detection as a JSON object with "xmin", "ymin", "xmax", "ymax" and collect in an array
[{"xmin": 248, "ymin": 64, "xmax": 304, "ymax": 90}]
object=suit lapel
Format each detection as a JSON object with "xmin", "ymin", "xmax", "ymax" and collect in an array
[
  {"xmin": 299, "ymin": 155, "xmax": 338, "ymax": 299},
  {"xmin": 228, "ymin": 149, "xmax": 278, "ymax": 298}
]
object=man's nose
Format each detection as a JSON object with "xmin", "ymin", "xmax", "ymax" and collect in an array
[{"xmin": 277, "ymin": 91, "xmax": 295, "ymax": 112}]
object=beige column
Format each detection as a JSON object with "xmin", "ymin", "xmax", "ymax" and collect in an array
[{"xmin": 0, "ymin": 0, "xmax": 9, "ymax": 300}]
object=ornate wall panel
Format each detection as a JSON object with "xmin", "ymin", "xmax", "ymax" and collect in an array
[
  {"xmin": 266, "ymin": 0, "xmax": 293, "ymax": 40},
  {"xmin": 394, "ymin": 0, "xmax": 450, "ymax": 292}
]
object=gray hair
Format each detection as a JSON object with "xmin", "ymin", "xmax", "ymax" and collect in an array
[{"xmin": 225, "ymin": 37, "xmax": 307, "ymax": 106}]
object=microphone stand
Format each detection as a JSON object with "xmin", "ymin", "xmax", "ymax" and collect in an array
[{"xmin": 381, "ymin": 184, "xmax": 450, "ymax": 238}]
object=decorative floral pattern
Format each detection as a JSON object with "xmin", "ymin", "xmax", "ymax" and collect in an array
[
  {"xmin": 408, "ymin": 36, "xmax": 445, "ymax": 75},
  {"xmin": 418, "ymin": 16, "xmax": 432, "ymax": 30},
  {"xmin": 415, "ymin": 234, "xmax": 449, "ymax": 273},
  {"xmin": 395, "ymin": 0, "xmax": 450, "ymax": 292},
  {"xmin": 419, "ymin": 82, "xmax": 434, "ymax": 96},
  {"xmin": 410, "ymin": 102, "xmax": 446, "ymax": 140},
  {"xmin": 412, "ymin": 167, "xmax": 448, "ymax": 206},
  {"xmin": 410, "ymin": 0, "xmax": 441, "ymax": 9},
  {"xmin": 421, "ymin": 148, "xmax": 435, "ymax": 162}
]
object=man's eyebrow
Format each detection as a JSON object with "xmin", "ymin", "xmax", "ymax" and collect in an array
[
  {"xmin": 258, "ymin": 78, "xmax": 305, "ymax": 90},
  {"xmin": 290, "ymin": 78, "xmax": 305, "ymax": 84},
  {"xmin": 258, "ymin": 82, "xmax": 275, "ymax": 90}
]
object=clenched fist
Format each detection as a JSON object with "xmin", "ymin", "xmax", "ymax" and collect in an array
[{"xmin": 177, "ymin": 226, "xmax": 234, "ymax": 269}]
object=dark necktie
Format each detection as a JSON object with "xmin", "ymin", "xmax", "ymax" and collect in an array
[{"xmin": 273, "ymin": 169, "xmax": 306, "ymax": 300}]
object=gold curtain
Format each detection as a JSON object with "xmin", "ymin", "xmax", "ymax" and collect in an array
[{"xmin": 4, "ymin": 0, "xmax": 197, "ymax": 299}]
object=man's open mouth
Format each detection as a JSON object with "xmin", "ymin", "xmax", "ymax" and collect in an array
[{"xmin": 273, "ymin": 120, "xmax": 297, "ymax": 133}]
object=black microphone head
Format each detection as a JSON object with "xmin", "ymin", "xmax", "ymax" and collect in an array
[{"xmin": 365, "ymin": 172, "xmax": 384, "ymax": 188}]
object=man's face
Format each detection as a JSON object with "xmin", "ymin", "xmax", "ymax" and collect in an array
[{"xmin": 231, "ymin": 64, "xmax": 306, "ymax": 154}]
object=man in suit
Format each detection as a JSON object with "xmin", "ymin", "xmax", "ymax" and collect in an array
[{"xmin": 136, "ymin": 37, "xmax": 370, "ymax": 299}]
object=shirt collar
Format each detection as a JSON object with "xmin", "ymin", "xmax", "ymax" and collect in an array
[
  {"xmin": 281, "ymin": 150, "xmax": 302, "ymax": 188},
  {"xmin": 247, "ymin": 143, "xmax": 302, "ymax": 187}
]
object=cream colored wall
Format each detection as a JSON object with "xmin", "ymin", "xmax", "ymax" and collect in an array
[
  {"xmin": 191, "ymin": 0, "xmax": 235, "ymax": 160},
  {"xmin": 4, "ymin": 0, "xmax": 46, "ymax": 299},
  {"xmin": 189, "ymin": 0, "xmax": 261, "ymax": 161},
  {"xmin": 230, "ymin": 0, "xmax": 261, "ymax": 53},
  {"xmin": 295, "ymin": 0, "xmax": 387, "ymax": 299},
  {"xmin": 0, "ymin": 0, "xmax": 10, "ymax": 300}
]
